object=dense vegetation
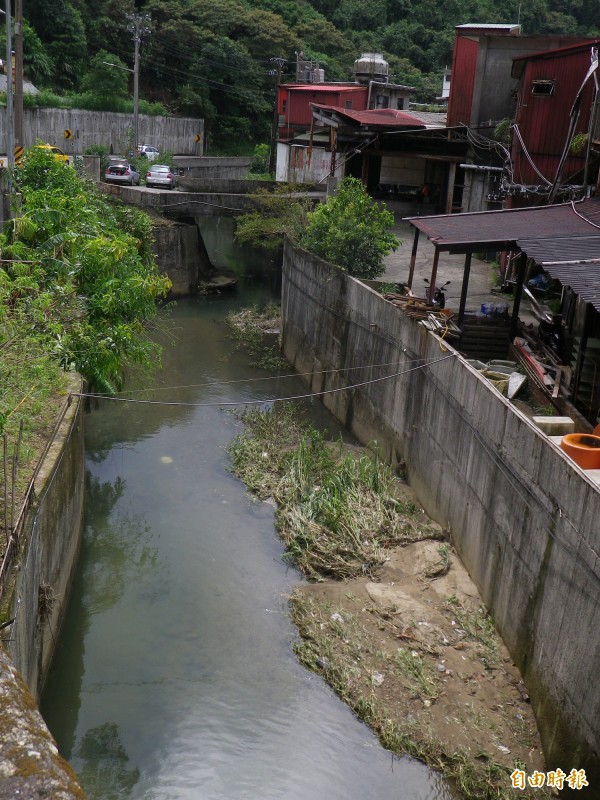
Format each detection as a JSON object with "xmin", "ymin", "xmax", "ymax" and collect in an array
[
  {"xmin": 235, "ymin": 177, "xmax": 398, "ymax": 277},
  {"xmin": 1, "ymin": 147, "xmax": 171, "ymax": 413},
  {"xmin": 15, "ymin": 0, "xmax": 600, "ymax": 150}
]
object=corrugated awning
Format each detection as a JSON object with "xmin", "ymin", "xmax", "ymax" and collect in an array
[
  {"xmin": 310, "ymin": 103, "xmax": 427, "ymax": 130},
  {"xmin": 406, "ymin": 197, "xmax": 600, "ymax": 253},
  {"xmin": 518, "ymin": 234, "xmax": 600, "ymax": 310}
]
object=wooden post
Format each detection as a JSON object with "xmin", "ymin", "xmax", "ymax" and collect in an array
[
  {"xmin": 407, "ymin": 228, "xmax": 420, "ymax": 289},
  {"xmin": 509, "ymin": 252, "xmax": 527, "ymax": 341},
  {"xmin": 428, "ymin": 248, "xmax": 440, "ymax": 303},
  {"xmin": 458, "ymin": 252, "xmax": 472, "ymax": 325},
  {"xmin": 445, "ymin": 161, "xmax": 457, "ymax": 214}
]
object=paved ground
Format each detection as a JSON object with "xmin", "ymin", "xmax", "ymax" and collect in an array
[{"xmin": 380, "ymin": 200, "xmax": 506, "ymax": 316}]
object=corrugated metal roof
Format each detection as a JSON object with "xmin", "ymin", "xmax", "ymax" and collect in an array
[
  {"xmin": 282, "ymin": 84, "xmax": 363, "ymax": 93},
  {"xmin": 512, "ymin": 38, "xmax": 600, "ymax": 64},
  {"xmin": 407, "ymin": 110, "xmax": 447, "ymax": 127},
  {"xmin": 406, "ymin": 198, "xmax": 600, "ymax": 253},
  {"xmin": 518, "ymin": 236, "xmax": 600, "ymax": 310},
  {"xmin": 456, "ymin": 23, "xmax": 521, "ymax": 31},
  {"xmin": 519, "ymin": 235, "xmax": 600, "ymax": 264},
  {"xmin": 311, "ymin": 103, "xmax": 426, "ymax": 129}
]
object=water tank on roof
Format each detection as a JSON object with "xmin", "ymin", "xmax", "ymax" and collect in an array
[{"xmin": 354, "ymin": 53, "xmax": 389, "ymax": 84}]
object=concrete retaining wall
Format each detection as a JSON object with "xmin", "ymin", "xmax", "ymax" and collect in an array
[
  {"xmin": 5, "ymin": 376, "xmax": 85, "ymax": 698},
  {"xmin": 281, "ymin": 239, "xmax": 600, "ymax": 781},
  {"xmin": 0, "ymin": 108, "xmax": 203, "ymax": 156},
  {"xmin": 151, "ymin": 218, "xmax": 212, "ymax": 296},
  {"xmin": 0, "ymin": 375, "xmax": 86, "ymax": 797},
  {"xmin": 173, "ymin": 156, "xmax": 251, "ymax": 178},
  {"xmin": 177, "ymin": 177, "xmax": 277, "ymax": 194},
  {"xmin": 105, "ymin": 184, "xmax": 254, "ymax": 217}
]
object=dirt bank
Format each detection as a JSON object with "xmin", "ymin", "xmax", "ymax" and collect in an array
[{"xmin": 290, "ymin": 526, "xmax": 550, "ymax": 798}]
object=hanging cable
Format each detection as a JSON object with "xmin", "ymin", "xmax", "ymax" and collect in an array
[{"xmin": 72, "ymin": 353, "xmax": 458, "ymax": 408}]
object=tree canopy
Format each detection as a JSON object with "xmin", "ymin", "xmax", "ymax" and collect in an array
[
  {"xmin": 20, "ymin": 0, "xmax": 600, "ymax": 149},
  {"xmin": 2, "ymin": 147, "xmax": 171, "ymax": 393},
  {"xmin": 300, "ymin": 177, "xmax": 399, "ymax": 278}
]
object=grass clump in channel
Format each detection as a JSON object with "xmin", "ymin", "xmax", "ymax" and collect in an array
[
  {"xmin": 228, "ymin": 403, "xmax": 443, "ymax": 581},
  {"xmin": 225, "ymin": 304, "xmax": 288, "ymax": 371}
]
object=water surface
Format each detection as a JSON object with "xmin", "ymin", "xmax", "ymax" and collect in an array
[{"xmin": 41, "ymin": 218, "xmax": 454, "ymax": 799}]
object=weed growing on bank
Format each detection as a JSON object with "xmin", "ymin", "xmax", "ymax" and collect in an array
[
  {"xmin": 225, "ymin": 304, "xmax": 288, "ymax": 371},
  {"xmin": 228, "ymin": 404, "xmax": 444, "ymax": 580}
]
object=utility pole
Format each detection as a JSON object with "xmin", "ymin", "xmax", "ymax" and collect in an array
[
  {"xmin": 268, "ymin": 57, "xmax": 285, "ymax": 176},
  {"xmin": 126, "ymin": 13, "xmax": 151, "ymax": 154},
  {"xmin": 5, "ymin": 0, "xmax": 14, "ymax": 174},
  {"xmin": 13, "ymin": 0, "xmax": 21, "ymax": 149}
]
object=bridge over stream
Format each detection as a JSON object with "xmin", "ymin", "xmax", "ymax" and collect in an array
[{"xmin": 101, "ymin": 181, "xmax": 326, "ymax": 218}]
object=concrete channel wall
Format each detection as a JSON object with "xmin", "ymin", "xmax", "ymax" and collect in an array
[
  {"xmin": 151, "ymin": 218, "xmax": 212, "ymax": 296},
  {"xmin": 0, "ymin": 375, "xmax": 86, "ymax": 797},
  {"xmin": 281, "ymin": 239, "xmax": 600, "ymax": 782}
]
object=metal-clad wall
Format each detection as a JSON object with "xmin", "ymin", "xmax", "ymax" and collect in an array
[
  {"xmin": 282, "ymin": 86, "xmax": 367, "ymax": 128},
  {"xmin": 514, "ymin": 52, "xmax": 594, "ymax": 185},
  {"xmin": 446, "ymin": 35, "xmax": 478, "ymax": 127}
]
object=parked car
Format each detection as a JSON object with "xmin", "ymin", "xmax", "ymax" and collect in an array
[
  {"xmin": 104, "ymin": 159, "xmax": 141, "ymax": 186},
  {"xmin": 35, "ymin": 144, "xmax": 70, "ymax": 163},
  {"xmin": 137, "ymin": 144, "xmax": 160, "ymax": 160},
  {"xmin": 145, "ymin": 164, "xmax": 177, "ymax": 189}
]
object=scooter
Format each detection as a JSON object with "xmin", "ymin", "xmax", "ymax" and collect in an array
[{"xmin": 423, "ymin": 278, "xmax": 451, "ymax": 309}]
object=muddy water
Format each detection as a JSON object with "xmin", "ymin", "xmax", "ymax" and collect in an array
[{"xmin": 41, "ymin": 218, "xmax": 454, "ymax": 800}]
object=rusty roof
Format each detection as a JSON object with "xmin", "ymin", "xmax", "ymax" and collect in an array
[
  {"xmin": 310, "ymin": 103, "xmax": 426, "ymax": 129},
  {"xmin": 406, "ymin": 198, "xmax": 600, "ymax": 253},
  {"xmin": 518, "ymin": 235, "xmax": 600, "ymax": 310}
]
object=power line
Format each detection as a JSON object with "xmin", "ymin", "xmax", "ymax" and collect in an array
[
  {"xmin": 72, "ymin": 353, "xmax": 458, "ymax": 407},
  {"xmin": 94, "ymin": 357, "xmax": 426, "ymax": 395}
]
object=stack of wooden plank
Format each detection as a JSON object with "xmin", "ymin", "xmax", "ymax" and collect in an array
[
  {"xmin": 382, "ymin": 294, "xmax": 461, "ymax": 340},
  {"xmin": 512, "ymin": 327, "xmax": 571, "ymax": 400}
]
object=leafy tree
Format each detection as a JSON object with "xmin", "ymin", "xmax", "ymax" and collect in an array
[
  {"xmin": 299, "ymin": 177, "xmax": 398, "ymax": 279},
  {"xmin": 1, "ymin": 147, "xmax": 171, "ymax": 392},
  {"xmin": 22, "ymin": 21, "xmax": 54, "ymax": 86},
  {"xmin": 78, "ymin": 0, "xmax": 135, "ymax": 54},
  {"xmin": 235, "ymin": 186, "xmax": 313, "ymax": 250},
  {"xmin": 81, "ymin": 50, "xmax": 130, "ymax": 100}
]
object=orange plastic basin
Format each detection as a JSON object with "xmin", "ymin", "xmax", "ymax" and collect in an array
[{"xmin": 560, "ymin": 433, "xmax": 600, "ymax": 469}]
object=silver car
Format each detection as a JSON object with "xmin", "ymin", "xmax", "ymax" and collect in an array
[
  {"xmin": 104, "ymin": 159, "xmax": 141, "ymax": 186},
  {"xmin": 145, "ymin": 164, "xmax": 177, "ymax": 190}
]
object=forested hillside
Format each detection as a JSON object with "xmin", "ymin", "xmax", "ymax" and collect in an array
[{"xmin": 19, "ymin": 0, "xmax": 600, "ymax": 148}]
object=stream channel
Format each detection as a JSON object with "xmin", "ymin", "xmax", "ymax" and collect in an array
[{"xmin": 41, "ymin": 217, "xmax": 454, "ymax": 800}]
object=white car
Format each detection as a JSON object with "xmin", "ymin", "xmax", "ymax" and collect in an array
[{"xmin": 137, "ymin": 144, "xmax": 160, "ymax": 161}]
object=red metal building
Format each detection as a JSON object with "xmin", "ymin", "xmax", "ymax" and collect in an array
[
  {"xmin": 277, "ymin": 84, "xmax": 368, "ymax": 142},
  {"xmin": 511, "ymin": 40, "xmax": 600, "ymax": 193}
]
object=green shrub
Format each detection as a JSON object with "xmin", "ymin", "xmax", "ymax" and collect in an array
[{"xmin": 300, "ymin": 177, "xmax": 399, "ymax": 279}]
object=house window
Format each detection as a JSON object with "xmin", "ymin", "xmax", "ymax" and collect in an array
[
  {"xmin": 345, "ymin": 100, "xmax": 352, "ymax": 109},
  {"xmin": 376, "ymin": 95, "xmax": 389, "ymax": 109},
  {"xmin": 282, "ymin": 99, "xmax": 287, "ymax": 111},
  {"xmin": 397, "ymin": 98, "xmax": 406, "ymax": 110},
  {"xmin": 531, "ymin": 80, "xmax": 555, "ymax": 96}
]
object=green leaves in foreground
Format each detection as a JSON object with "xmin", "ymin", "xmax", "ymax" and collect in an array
[
  {"xmin": 228, "ymin": 404, "xmax": 442, "ymax": 580},
  {"xmin": 1, "ymin": 146, "xmax": 171, "ymax": 393}
]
